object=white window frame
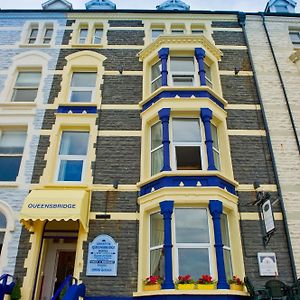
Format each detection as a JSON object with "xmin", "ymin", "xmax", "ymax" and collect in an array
[
  {"xmin": 150, "ymin": 121, "xmax": 163, "ymax": 176},
  {"xmin": 68, "ymin": 72, "xmax": 97, "ymax": 103},
  {"xmin": 211, "ymin": 123, "xmax": 220, "ymax": 170},
  {"xmin": 78, "ymin": 27, "xmax": 88, "ymax": 44},
  {"xmin": 55, "ymin": 132, "xmax": 89, "ymax": 183},
  {"xmin": 221, "ymin": 213, "xmax": 233, "ymax": 279},
  {"xmin": 43, "ymin": 27, "xmax": 53, "ymax": 44},
  {"xmin": 151, "ymin": 60, "xmax": 162, "ymax": 93},
  {"xmin": 171, "ymin": 118, "xmax": 205, "ymax": 171},
  {"xmin": 28, "ymin": 26, "xmax": 39, "ymax": 44},
  {"xmin": 173, "ymin": 208, "xmax": 213, "ymax": 278},
  {"xmin": 93, "ymin": 27, "xmax": 103, "ymax": 44}
]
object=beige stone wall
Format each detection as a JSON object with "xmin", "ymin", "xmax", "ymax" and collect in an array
[{"xmin": 246, "ymin": 15, "xmax": 300, "ymax": 276}]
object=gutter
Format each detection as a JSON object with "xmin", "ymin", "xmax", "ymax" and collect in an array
[{"xmin": 238, "ymin": 12, "xmax": 297, "ymax": 281}]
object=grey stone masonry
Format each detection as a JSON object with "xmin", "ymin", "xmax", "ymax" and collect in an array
[
  {"xmin": 241, "ymin": 220, "xmax": 294, "ymax": 286},
  {"xmin": 102, "ymin": 75, "xmax": 142, "ymax": 104},
  {"xmin": 212, "ymin": 31, "xmax": 246, "ymax": 46},
  {"xmin": 211, "ymin": 21, "xmax": 240, "ymax": 28},
  {"xmin": 107, "ymin": 30, "xmax": 145, "ymax": 45},
  {"xmin": 230, "ymin": 136, "xmax": 276, "ymax": 185},
  {"xmin": 109, "ymin": 20, "xmax": 143, "ymax": 27},
  {"xmin": 56, "ymin": 49, "xmax": 142, "ymax": 71},
  {"xmin": 81, "ymin": 220, "xmax": 138, "ymax": 296},
  {"xmin": 93, "ymin": 136, "xmax": 141, "ymax": 184},
  {"xmin": 31, "ymin": 136, "xmax": 50, "ymax": 184},
  {"xmin": 62, "ymin": 29, "xmax": 72, "ymax": 45},
  {"xmin": 98, "ymin": 110, "xmax": 141, "ymax": 130},
  {"xmin": 47, "ymin": 74, "xmax": 62, "ymax": 104},
  {"xmin": 42, "ymin": 109, "xmax": 56, "ymax": 130},
  {"xmin": 219, "ymin": 50, "xmax": 251, "ymax": 71},
  {"xmin": 221, "ymin": 76, "xmax": 259, "ymax": 104},
  {"xmin": 227, "ymin": 109, "xmax": 264, "ymax": 130},
  {"xmin": 90, "ymin": 191, "xmax": 138, "ymax": 212}
]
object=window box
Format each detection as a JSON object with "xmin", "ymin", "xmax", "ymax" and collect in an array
[
  {"xmin": 230, "ymin": 284, "xmax": 244, "ymax": 291},
  {"xmin": 196, "ymin": 284, "xmax": 216, "ymax": 290},
  {"xmin": 143, "ymin": 284, "xmax": 161, "ymax": 291},
  {"xmin": 177, "ymin": 284, "xmax": 195, "ymax": 290}
]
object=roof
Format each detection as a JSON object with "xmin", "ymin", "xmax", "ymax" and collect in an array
[
  {"xmin": 156, "ymin": 0, "xmax": 190, "ymax": 11},
  {"xmin": 265, "ymin": 0, "xmax": 297, "ymax": 12},
  {"xmin": 42, "ymin": 0, "xmax": 73, "ymax": 10},
  {"xmin": 85, "ymin": 0, "xmax": 116, "ymax": 10}
]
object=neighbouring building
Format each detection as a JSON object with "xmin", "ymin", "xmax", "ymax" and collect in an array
[{"xmin": 0, "ymin": 0, "xmax": 297, "ymax": 299}]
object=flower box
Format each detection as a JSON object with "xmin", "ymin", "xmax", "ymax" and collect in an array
[
  {"xmin": 143, "ymin": 283, "xmax": 161, "ymax": 291},
  {"xmin": 230, "ymin": 283, "xmax": 244, "ymax": 291},
  {"xmin": 196, "ymin": 283, "xmax": 216, "ymax": 290},
  {"xmin": 177, "ymin": 283, "xmax": 195, "ymax": 290}
]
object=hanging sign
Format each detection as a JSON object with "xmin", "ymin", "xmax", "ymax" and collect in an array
[
  {"xmin": 261, "ymin": 200, "xmax": 275, "ymax": 234},
  {"xmin": 86, "ymin": 234, "xmax": 118, "ymax": 276},
  {"xmin": 257, "ymin": 252, "xmax": 278, "ymax": 276}
]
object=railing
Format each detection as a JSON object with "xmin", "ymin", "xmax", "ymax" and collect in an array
[
  {"xmin": 0, "ymin": 274, "xmax": 15, "ymax": 300},
  {"xmin": 51, "ymin": 275, "xmax": 85, "ymax": 300}
]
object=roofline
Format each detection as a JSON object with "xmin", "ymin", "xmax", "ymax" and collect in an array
[{"xmin": 0, "ymin": 8, "xmax": 300, "ymax": 17}]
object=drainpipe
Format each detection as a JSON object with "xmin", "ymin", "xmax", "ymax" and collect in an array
[{"xmin": 238, "ymin": 12, "xmax": 297, "ymax": 281}]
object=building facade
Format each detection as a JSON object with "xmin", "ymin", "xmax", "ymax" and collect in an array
[{"xmin": 0, "ymin": 0, "xmax": 297, "ymax": 299}]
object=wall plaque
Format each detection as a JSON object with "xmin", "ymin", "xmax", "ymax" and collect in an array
[
  {"xmin": 257, "ymin": 252, "xmax": 278, "ymax": 276},
  {"xmin": 86, "ymin": 234, "xmax": 118, "ymax": 276}
]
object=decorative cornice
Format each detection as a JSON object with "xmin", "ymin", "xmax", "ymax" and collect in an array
[
  {"xmin": 289, "ymin": 50, "xmax": 300, "ymax": 63},
  {"xmin": 138, "ymin": 35, "xmax": 223, "ymax": 61}
]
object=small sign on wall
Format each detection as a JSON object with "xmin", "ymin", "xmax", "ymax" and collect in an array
[
  {"xmin": 261, "ymin": 200, "xmax": 275, "ymax": 234},
  {"xmin": 257, "ymin": 252, "xmax": 278, "ymax": 276},
  {"xmin": 86, "ymin": 234, "xmax": 118, "ymax": 276}
]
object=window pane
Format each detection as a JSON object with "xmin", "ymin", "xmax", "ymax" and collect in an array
[
  {"xmin": 175, "ymin": 209, "xmax": 209, "ymax": 243},
  {"xmin": 150, "ymin": 248, "xmax": 164, "ymax": 277},
  {"xmin": 151, "ymin": 78, "xmax": 162, "ymax": 93},
  {"xmin": 70, "ymin": 91, "xmax": 93, "ymax": 103},
  {"xmin": 221, "ymin": 214, "xmax": 230, "ymax": 247},
  {"xmin": 79, "ymin": 28, "xmax": 88, "ymax": 43},
  {"xmin": 171, "ymin": 57, "xmax": 194, "ymax": 73},
  {"xmin": 172, "ymin": 30, "xmax": 184, "ymax": 35},
  {"xmin": 213, "ymin": 150, "xmax": 220, "ymax": 170},
  {"xmin": 71, "ymin": 72, "xmax": 97, "ymax": 87},
  {"xmin": 16, "ymin": 72, "xmax": 41, "ymax": 86},
  {"xmin": 0, "ymin": 156, "xmax": 22, "ymax": 181},
  {"xmin": 151, "ymin": 148, "xmax": 163, "ymax": 175},
  {"xmin": 151, "ymin": 61, "xmax": 162, "ymax": 80},
  {"xmin": 178, "ymin": 248, "xmax": 210, "ymax": 279},
  {"xmin": 93, "ymin": 29, "xmax": 103, "ymax": 43},
  {"xmin": 290, "ymin": 32, "xmax": 300, "ymax": 43},
  {"xmin": 210, "ymin": 124, "xmax": 219, "ymax": 150},
  {"xmin": 151, "ymin": 122, "xmax": 162, "ymax": 150},
  {"xmin": 150, "ymin": 213, "xmax": 164, "ymax": 247},
  {"xmin": 152, "ymin": 29, "xmax": 163, "ymax": 39},
  {"xmin": 0, "ymin": 213, "xmax": 6, "ymax": 228},
  {"xmin": 191, "ymin": 30, "xmax": 203, "ymax": 34},
  {"xmin": 58, "ymin": 160, "xmax": 83, "ymax": 181},
  {"xmin": 12, "ymin": 89, "xmax": 38, "ymax": 102},
  {"xmin": 173, "ymin": 75, "xmax": 194, "ymax": 86},
  {"xmin": 175, "ymin": 146, "xmax": 201, "ymax": 170},
  {"xmin": 59, "ymin": 132, "xmax": 89, "ymax": 155},
  {"xmin": 44, "ymin": 28, "xmax": 53, "ymax": 38},
  {"xmin": 0, "ymin": 131, "xmax": 26, "ymax": 154},
  {"xmin": 173, "ymin": 119, "xmax": 201, "ymax": 142},
  {"xmin": 224, "ymin": 249, "xmax": 233, "ymax": 279}
]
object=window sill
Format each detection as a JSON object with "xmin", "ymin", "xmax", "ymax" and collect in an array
[
  {"xmin": 0, "ymin": 102, "xmax": 37, "ymax": 110},
  {"xmin": 42, "ymin": 183, "xmax": 89, "ymax": 190},
  {"xmin": 19, "ymin": 44, "xmax": 51, "ymax": 48},
  {"xmin": 134, "ymin": 289, "xmax": 248, "ymax": 297},
  {"xmin": 71, "ymin": 43, "xmax": 104, "ymax": 48},
  {"xmin": 0, "ymin": 182, "xmax": 19, "ymax": 187}
]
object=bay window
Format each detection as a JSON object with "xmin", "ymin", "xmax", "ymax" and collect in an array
[
  {"xmin": 170, "ymin": 57, "xmax": 195, "ymax": 86},
  {"xmin": 151, "ymin": 122, "xmax": 163, "ymax": 176},
  {"xmin": 205, "ymin": 63, "xmax": 213, "ymax": 88},
  {"xmin": 172, "ymin": 118, "xmax": 202, "ymax": 170},
  {"xmin": 211, "ymin": 123, "xmax": 220, "ymax": 170},
  {"xmin": 151, "ymin": 61, "xmax": 162, "ymax": 93},
  {"xmin": 221, "ymin": 214, "xmax": 233, "ymax": 279},
  {"xmin": 57, "ymin": 131, "xmax": 89, "ymax": 182},
  {"xmin": 0, "ymin": 131, "xmax": 26, "ymax": 181},
  {"xmin": 69, "ymin": 72, "xmax": 97, "ymax": 103}
]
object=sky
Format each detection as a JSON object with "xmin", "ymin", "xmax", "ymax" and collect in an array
[{"xmin": 0, "ymin": 0, "xmax": 299, "ymax": 12}]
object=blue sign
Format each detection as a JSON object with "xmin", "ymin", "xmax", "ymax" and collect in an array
[{"xmin": 86, "ymin": 234, "xmax": 118, "ymax": 276}]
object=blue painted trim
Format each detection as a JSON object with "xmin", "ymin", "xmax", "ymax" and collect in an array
[
  {"xmin": 195, "ymin": 48, "xmax": 206, "ymax": 86},
  {"xmin": 209, "ymin": 200, "xmax": 229, "ymax": 289},
  {"xmin": 140, "ymin": 175, "xmax": 236, "ymax": 196},
  {"xmin": 158, "ymin": 108, "xmax": 172, "ymax": 172},
  {"xmin": 200, "ymin": 108, "xmax": 217, "ymax": 171},
  {"xmin": 57, "ymin": 105, "xmax": 97, "ymax": 114},
  {"xmin": 160, "ymin": 201, "xmax": 175, "ymax": 289},
  {"xmin": 142, "ymin": 90, "xmax": 224, "ymax": 112},
  {"xmin": 86, "ymin": 295, "xmax": 247, "ymax": 300},
  {"xmin": 158, "ymin": 48, "xmax": 169, "ymax": 87}
]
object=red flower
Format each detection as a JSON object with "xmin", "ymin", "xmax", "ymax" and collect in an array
[
  {"xmin": 144, "ymin": 275, "xmax": 162, "ymax": 285},
  {"xmin": 196, "ymin": 274, "xmax": 215, "ymax": 284}
]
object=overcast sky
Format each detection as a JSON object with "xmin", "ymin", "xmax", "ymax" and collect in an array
[{"xmin": 0, "ymin": 0, "xmax": 299, "ymax": 12}]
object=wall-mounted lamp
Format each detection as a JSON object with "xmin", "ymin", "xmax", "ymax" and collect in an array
[
  {"xmin": 113, "ymin": 179, "xmax": 119, "ymax": 189},
  {"xmin": 234, "ymin": 67, "xmax": 240, "ymax": 75},
  {"xmin": 118, "ymin": 66, "xmax": 124, "ymax": 74}
]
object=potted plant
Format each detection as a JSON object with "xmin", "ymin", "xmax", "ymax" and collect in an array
[
  {"xmin": 11, "ymin": 279, "xmax": 21, "ymax": 300},
  {"xmin": 143, "ymin": 275, "xmax": 162, "ymax": 291},
  {"xmin": 196, "ymin": 274, "xmax": 216, "ymax": 290},
  {"xmin": 176, "ymin": 275, "xmax": 195, "ymax": 290},
  {"xmin": 228, "ymin": 275, "xmax": 244, "ymax": 291}
]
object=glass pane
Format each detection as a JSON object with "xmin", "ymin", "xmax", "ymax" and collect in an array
[
  {"xmin": 79, "ymin": 28, "xmax": 88, "ymax": 43},
  {"xmin": 170, "ymin": 57, "xmax": 194, "ymax": 73},
  {"xmin": 173, "ymin": 119, "xmax": 201, "ymax": 142},
  {"xmin": 175, "ymin": 208, "xmax": 209, "ymax": 243},
  {"xmin": 71, "ymin": 72, "xmax": 97, "ymax": 87},
  {"xmin": 151, "ymin": 147, "xmax": 163, "ymax": 175},
  {"xmin": 178, "ymin": 248, "xmax": 210, "ymax": 279},
  {"xmin": 224, "ymin": 249, "xmax": 233, "ymax": 280},
  {"xmin": 70, "ymin": 91, "xmax": 92, "ymax": 103},
  {"xmin": 0, "ymin": 156, "xmax": 22, "ymax": 181},
  {"xmin": 93, "ymin": 29, "xmax": 103, "ymax": 43},
  {"xmin": 150, "ymin": 248, "xmax": 164, "ymax": 277},
  {"xmin": 12, "ymin": 89, "xmax": 38, "ymax": 102},
  {"xmin": 151, "ymin": 122, "xmax": 162, "ymax": 150},
  {"xmin": 59, "ymin": 132, "xmax": 89, "ymax": 155},
  {"xmin": 152, "ymin": 30, "xmax": 163, "ymax": 39},
  {"xmin": 210, "ymin": 124, "xmax": 219, "ymax": 150},
  {"xmin": 44, "ymin": 29, "xmax": 53, "ymax": 38},
  {"xmin": 151, "ymin": 78, "xmax": 162, "ymax": 93},
  {"xmin": 151, "ymin": 61, "xmax": 162, "ymax": 80},
  {"xmin": 172, "ymin": 30, "xmax": 184, "ymax": 35},
  {"xmin": 150, "ymin": 213, "xmax": 164, "ymax": 247},
  {"xmin": 213, "ymin": 150, "xmax": 220, "ymax": 170},
  {"xmin": 58, "ymin": 160, "xmax": 83, "ymax": 181},
  {"xmin": 290, "ymin": 32, "xmax": 300, "ymax": 43},
  {"xmin": 0, "ymin": 131, "xmax": 26, "ymax": 154},
  {"xmin": 191, "ymin": 30, "xmax": 203, "ymax": 34},
  {"xmin": 175, "ymin": 146, "xmax": 201, "ymax": 170},
  {"xmin": 0, "ymin": 213, "xmax": 6, "ymax": 228},
  {"xmin": 16, "ymin": 72, "xmax": 41, "ymax": 86},
  {"xmin": 173, "ymin": 75, "xmax": 194, "ymax": 86},
  {"xmin": 221, "ymin": 214, "xmax": 230, "ymax": 247},
  {"xmin": 30, "ymin": 28, "xmax": 38, "ymax": 38}
]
